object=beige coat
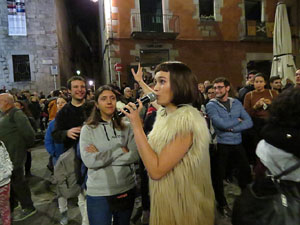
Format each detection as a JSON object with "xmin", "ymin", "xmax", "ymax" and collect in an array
[{"xmin": 148, "ymin": 105, "xmax": 215, "ymax": 225}]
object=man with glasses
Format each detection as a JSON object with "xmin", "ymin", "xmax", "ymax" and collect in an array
[
  {"xmin": 206, "ymin": 77, "xmax": 253, "ymax": 218},
  {"xmin": 204, "ymin": 85, "xmax": 216, "ymax": 106}
]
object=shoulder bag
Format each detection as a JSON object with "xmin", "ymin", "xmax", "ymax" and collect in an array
[{"xmin": 232, "ymin": 161, "xmax": 300, "ymax": 225}]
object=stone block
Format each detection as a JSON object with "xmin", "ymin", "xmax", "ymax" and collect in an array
[
  {"xmin": 201, "ymin": 30, "xmax": 210, "ymax": 37},
  {"xmin": 111, "ymin": 7, "xmax": 118, "ymax": 13},
  {"xmin": 210, "ymin": 31, "xmax": 217, "ymax": 37},
  {"xmin": 169, "ymin": 50, "xmax": 179, "ymax": 58},
  {"xmin": 205, "ymin": 26, "xmax": 214, "ymax": 31},
  {"xmin": 215, "ymin": 14, "xmax": 222, "ymax": 22},
  {"xmin": 112, "ymin": 20, "xmax": 119, "ymax": 26}
]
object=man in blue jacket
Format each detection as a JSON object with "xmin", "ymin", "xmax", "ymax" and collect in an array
[{"xmin": 206, "ymin": 77, "xmax": 253, "ymax": 217}]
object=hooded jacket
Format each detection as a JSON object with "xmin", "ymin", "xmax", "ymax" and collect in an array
[
  {"xmin": 80, "ymin": 120, "xmax": 139, "ymax": 196},
  {"xmin": 206, "ymin": 98, "xmax": 253, "ymax": 145}
]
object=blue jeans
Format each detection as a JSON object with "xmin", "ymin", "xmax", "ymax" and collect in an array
[{"xmin": 86, "ymin": 195, "xmax": 134, "ymax": 225}]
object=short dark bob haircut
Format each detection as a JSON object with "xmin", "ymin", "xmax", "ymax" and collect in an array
[{"xmin": 154, "ymin": 61, "xmax": 200, "ymax": 107}]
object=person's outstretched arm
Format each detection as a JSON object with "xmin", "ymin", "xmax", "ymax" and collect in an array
[{"xmin": 131, "ymin": 64, "xmax": 160, "ymax": 110}]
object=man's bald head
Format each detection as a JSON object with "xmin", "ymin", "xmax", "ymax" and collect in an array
[{"xmin": 0, "ymin": 93, "xmax": 15, "ymax": 112}]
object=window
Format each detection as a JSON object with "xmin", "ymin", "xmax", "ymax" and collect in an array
[
  {"xmin": 139, "ymin": 0, "xmax": 163, "ymax": 32},
  {"xmin": 245, "ymin": 0, "xmax": 261, "ymax": 21},
  {"xmin": 12, "ymin": 55, "xmax": 31, "ymax": 82},
  {"xmin": 199, "ymin": 0, "xmax": 214, "ymax": 21}
]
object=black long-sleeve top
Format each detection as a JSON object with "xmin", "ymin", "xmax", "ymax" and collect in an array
[{"xmin": 52, "ymin": 101, "xmax": 94, "ymax": 150}]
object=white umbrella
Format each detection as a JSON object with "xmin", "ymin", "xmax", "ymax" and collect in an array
[{"xmin": 270, "ymin": 2, "xmax": 296, "ymax": 86}]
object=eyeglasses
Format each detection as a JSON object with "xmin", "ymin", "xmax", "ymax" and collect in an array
[
  {"xmin": 207, "ymin": 92, "xmax": 215, "ymax": 94},
  {"xmin": 296, "ymin": 73, "xmax": 300, "ymax": 76},
  {"xmin": 213, "ymin": 86, "xmax": 225, "ymax": 90}
]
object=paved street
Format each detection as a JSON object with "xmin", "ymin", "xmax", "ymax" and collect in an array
[{"xmin": 9, "ymin": 144, "xmax": 238, "ymax": 225}]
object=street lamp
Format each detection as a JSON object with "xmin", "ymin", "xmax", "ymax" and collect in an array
[
  {"xmin": 76, "ymin": 70, "xmax": 81, "ymax": 76},
  {"xmin": 89, "ymin": 80, "xmax": 95, "ymax": 92}
]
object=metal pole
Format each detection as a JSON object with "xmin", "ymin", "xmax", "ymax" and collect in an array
[
  {"xmin": 118, "ymin": 71, "xmax": 121, "ymax": 87},
  {"xmin": 53, "ymin": 75, "xmax": 57, "ymax": 90}
]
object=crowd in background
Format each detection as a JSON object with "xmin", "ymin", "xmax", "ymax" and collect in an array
[{"xmin": 0, "ymin": 65, "xmax": 300, "ymax": 225}]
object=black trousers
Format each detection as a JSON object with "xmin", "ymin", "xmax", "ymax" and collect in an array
[
  {"xmin": 25, "ymin": 151, "xmax": 32, "ymax": 174},
  {"xmin": 139, "ymin": 159, "xmax": 150, "ymax": 211},
  {"xmin": 10, "ymin": 167, "xmax": 34, "ymax": 211},
  {"xmin": 214, "ymin": 143, "xmax": 252, "ymax": 207}
]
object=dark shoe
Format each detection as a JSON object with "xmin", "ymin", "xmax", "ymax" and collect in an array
[
  {"xmin": 25, "ymin": 171, "xmax": 32, "ymax": 177},
  {"xmin": 217, "ymin": 205, "xmax": 232, "ymax": 217},
  {"xmin": 13, "ymin": 208, "xmax": 37, "ymax": 221},
  {"xmin": 13, "ymin": 203, "xmax": 21, "ymax": 210}
]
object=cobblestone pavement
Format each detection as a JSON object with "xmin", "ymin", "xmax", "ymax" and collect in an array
[{"xmin": 8, "ymin": 144, "xmax": 241, "ymax": 225}]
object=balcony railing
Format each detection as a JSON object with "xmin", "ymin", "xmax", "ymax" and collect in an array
[{"xmin": 130, "ymin": 13, "xmax": 180, "ymax": 40}]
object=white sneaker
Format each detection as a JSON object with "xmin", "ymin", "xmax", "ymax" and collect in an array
[{"xmin": 60, "ymin": 211, "xmax": 68, "ymax": 225}]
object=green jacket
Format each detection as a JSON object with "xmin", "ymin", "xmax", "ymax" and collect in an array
[{"xmin": 0, "ymin": 108, "xmax": 35, "ymax": 169}]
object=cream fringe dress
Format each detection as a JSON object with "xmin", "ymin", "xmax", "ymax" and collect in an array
[{"xmin": 148, "ymin": 105, "xmax": 215, "ymax": 225}]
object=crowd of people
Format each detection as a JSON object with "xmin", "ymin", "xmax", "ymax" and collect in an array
[{"xmin": 0, "ymin": 63, "xmax": 299, "ymax": 225}]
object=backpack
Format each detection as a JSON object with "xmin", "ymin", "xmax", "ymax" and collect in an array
[{"xmin": 53, "ymin": 147, "xmax": 81, "ymax": 199}]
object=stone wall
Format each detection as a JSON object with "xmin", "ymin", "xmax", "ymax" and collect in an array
[{"xmin": 0, "ymin": 0, "xmax": 58, "ymax": 94}]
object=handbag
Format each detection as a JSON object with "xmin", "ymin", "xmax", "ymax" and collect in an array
[{"xmin": 232, "ymin": 161, "xmax": 300, "ymax": 225}]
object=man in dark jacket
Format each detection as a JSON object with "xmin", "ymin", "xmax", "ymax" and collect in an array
[
  {"xmin": 0, "ymin": 93, "xmax": 36, "ymax": 221},
  {"xmin": 51, "ymin": 76, "xmax": 93, "ymax": 225},
  {"xmin": 52, "ymin": 76, "xmax": 93, "ymax": 150},
  {"xmin": 238, "ymin": 70, "xmax": 257, "ymax": 103}
]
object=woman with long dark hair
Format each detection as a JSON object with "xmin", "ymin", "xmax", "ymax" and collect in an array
[
  {"xmin": 243, "ymin": 73, "xmax": 278, "ymax": 165},
  {"xmin": 80, "ymin": 85, "xmax": 139, "ymax": 225}
]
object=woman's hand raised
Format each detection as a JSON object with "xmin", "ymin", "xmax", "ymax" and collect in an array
[{"xmin": 131, "ymin": 63, "xmax": 143, "ymax": 83}]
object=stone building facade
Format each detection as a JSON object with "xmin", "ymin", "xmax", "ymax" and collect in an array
[
  {"xmin": 99, "ymin": 0, "xmax": 300, "ymax": 88},
  {"xmin": 0, "ymin": 0, "xmax": 58, "ymax": 94}
]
